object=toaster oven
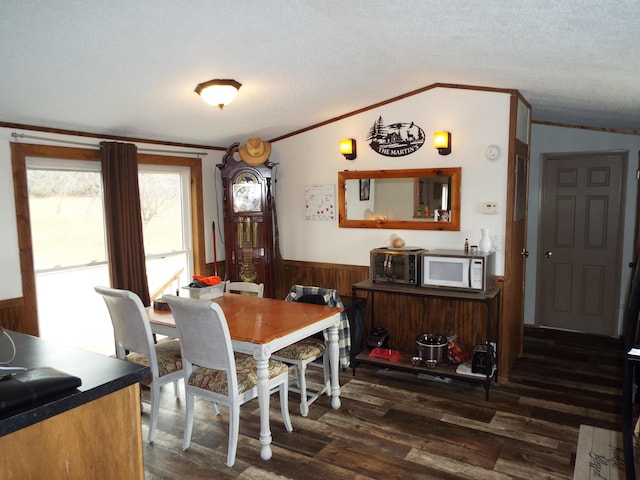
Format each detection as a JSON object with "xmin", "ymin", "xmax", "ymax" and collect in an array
[{"xmin": 370, "ymin": 247, "xmax": 425, "ymax": 285}]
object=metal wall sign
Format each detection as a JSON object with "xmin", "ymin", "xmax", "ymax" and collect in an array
[{"xmin": 367, "ymin": 116, "xmax": 425, "ymax": 157}]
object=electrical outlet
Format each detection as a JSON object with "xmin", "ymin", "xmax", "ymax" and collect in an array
[{"xmin": 482, "ymin": 202, "xmax": 498, "ymax": 214}]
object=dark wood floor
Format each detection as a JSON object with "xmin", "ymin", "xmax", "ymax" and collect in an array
[{"xmin": 141, "ymin": 327, "xmax": 625, "ymax": 479}]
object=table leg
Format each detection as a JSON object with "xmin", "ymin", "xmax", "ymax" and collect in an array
[
  {"xmin": 254, "ymin": 350, "xmax": 272, "ymax": 461},
  {"xmin": 327, "ymin": 323, "xmax": 341, "ymax": 409}
]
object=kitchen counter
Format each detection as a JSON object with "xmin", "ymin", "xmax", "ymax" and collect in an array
[{"xmin": 0, "ymin": 330, "xmax": 150, "ymax": 479}]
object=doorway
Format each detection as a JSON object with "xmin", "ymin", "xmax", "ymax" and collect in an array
[{"xmin": 536, "ymin": 151, "xmax": 627, "ymax": 336}]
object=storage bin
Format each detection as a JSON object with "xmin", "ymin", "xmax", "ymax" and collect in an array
[{"xmin": 181, "ymin": 282, "xmax": 224, "ymax": 300}]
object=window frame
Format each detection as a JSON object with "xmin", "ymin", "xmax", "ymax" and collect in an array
[{"xmin": 11, "ymin": 142, "xmax": 206, "ymax": 336}]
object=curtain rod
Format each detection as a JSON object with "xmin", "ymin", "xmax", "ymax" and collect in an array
[{"xmin": 10, "ymin": 132, "xmax": 209, "ymax": 157}]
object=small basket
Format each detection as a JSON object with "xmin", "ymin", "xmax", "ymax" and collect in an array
[{"xmin": 181, "ymin": 282, "xmax": 224, "ymax": 300}]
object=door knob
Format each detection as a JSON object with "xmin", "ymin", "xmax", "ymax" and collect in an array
[
  {"xmin": 545, "ymin": 251, "xmax": 553, "ymax": 258},
  {"xmin": 520, "ymin": 249, "xmax": 529, "ymax": 258}
]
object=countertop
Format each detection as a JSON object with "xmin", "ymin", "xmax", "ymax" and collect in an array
[{"xmin": 0, "ymin": 330, "xmax": 149, "ymax": 436}]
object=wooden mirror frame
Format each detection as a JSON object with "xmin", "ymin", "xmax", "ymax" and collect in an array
[{"xmin": 338, "ymin": 167, "xmax": 461, "ymax": 230}]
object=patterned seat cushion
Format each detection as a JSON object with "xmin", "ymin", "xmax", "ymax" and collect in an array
[
  {"xmin": 126, "ymin": 339, "xmax": 183, "ymax": 377},
  {"xmin": 273, "ymin": 338, "xmax": 326, "ymax": 361},
  {"xmin": 188, "ymin": 353, "xmax": 288, "ymax": 396}
]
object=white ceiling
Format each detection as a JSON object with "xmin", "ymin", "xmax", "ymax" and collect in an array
[{"xmin": 1, "ymin": 1, "xmax": 639, "ymax": 148}]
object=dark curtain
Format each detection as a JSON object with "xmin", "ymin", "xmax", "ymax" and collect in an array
[{"xmin": 100, "ymin": 141, "xmax": 151, "ymax": 306}]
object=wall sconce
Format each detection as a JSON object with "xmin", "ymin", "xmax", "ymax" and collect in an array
[
  {"xmin": 195, "ymin": 79, "xmax": 241, "ymax": 109},
  {"xmin": 434, "ymin": 131, "xmax": 452, "ymax": 155},
  {"xmin": 339, "ymin": 138, "xmax": 357, "ymax": 160}
]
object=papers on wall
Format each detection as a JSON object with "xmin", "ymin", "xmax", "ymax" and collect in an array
[{"xmin": 305, "ymin": 184, "xmax": 335, "ymax": 221}]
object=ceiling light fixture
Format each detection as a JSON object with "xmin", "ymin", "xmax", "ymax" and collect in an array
[{"xmin": 195, "ymin": 79, "xmax": 241, "ymax": 109}]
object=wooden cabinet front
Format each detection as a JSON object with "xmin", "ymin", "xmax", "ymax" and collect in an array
[{"xmin": 0, "ymin": 385, "xmax": 143, "ymax": 480}]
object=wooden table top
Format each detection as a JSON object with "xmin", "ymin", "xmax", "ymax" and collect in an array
[{"xmin": 147, "ymin": 293, "xmax": 343, "ymax": 344}]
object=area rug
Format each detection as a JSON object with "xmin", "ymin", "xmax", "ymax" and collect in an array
[{"xmin": 573, "ymin": 424, "xmax": 639, "ymax": 480}]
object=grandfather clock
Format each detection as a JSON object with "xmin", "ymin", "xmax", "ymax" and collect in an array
[{"xmin": 217, "ymin": 142, "xmax": 276, "ymax": 298}]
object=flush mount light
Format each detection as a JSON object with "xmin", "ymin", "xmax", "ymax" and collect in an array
[
  {"xmin": 195, "ymin": 79, "xmax": 241, "ymax": 109},
  {"xmin": 339, "ymin": 138, "xmax": 357, "ymax": 160},
  {"xmin": 434, "ymin": 131, "xmax": 451, "ymax": 155}
]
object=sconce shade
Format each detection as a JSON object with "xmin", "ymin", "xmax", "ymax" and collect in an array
[
  {"xmin": 340, "ymin": 138, "xmax": 357, "ymax": 160},
  {"xmin": 434, "ymin": 131, "xmax": 452, "ymax": 155},
  {"xmin": 195, "ymin": 79, "xmax": 241, "ymax": 109}
]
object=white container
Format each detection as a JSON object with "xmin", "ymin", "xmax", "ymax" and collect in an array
[
  {"xmin": 181, "ymin": 282, "xmax": 224, "ymax": 300},
  {"xmin": 479, "ymin": 228, "xmax": 492, "ymax": 253}
]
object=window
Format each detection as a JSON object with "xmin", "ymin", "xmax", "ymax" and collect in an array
[
  {"xmin": 138, "ymin": 165, "xmax": 192, "ymax": 302},
  {"xmin": 12, "ymin": 143, "xmax": 205, "ymax": 353}
]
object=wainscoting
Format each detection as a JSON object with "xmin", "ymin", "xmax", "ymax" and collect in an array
[
  {"xmin": 0, "ymin": 297, "xmax": 27, "ymax": 333},
  {"xmin": 4, "ymin": 258, "xmax": 517, "ymax": 378}
]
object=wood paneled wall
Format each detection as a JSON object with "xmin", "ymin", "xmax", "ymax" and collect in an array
[
  {"xmin": 274, "ymin": 259, "xmax": 513, "ymax": 378},
  {"xmin": 279, "ymin": 260, "xmax": 369, "ymax": 301},
  {"xmin": 0, "ymin": 297, "xmax": 28, "ymax": 334},
  {"xmin": 364, "ymin": 292, "xmax": 497, "ymax": 356},
  {"xmin": 6, "ymin": 257, "xmax": 515, "ymax": 378}
]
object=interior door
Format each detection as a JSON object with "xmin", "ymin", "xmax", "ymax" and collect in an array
[{"xmin": 537, "ymin": 151, "xmax": 626, "ymax": 336}]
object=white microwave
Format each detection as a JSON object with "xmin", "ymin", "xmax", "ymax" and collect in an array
[{"xmin": 421, "ymin": 250, "xmax": 495, "ymax": 292}]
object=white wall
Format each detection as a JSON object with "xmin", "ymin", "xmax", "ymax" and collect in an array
[
  {"xmin": 525, "ymin": 123, "xmax": 640, "ymax": 335},
  {"xmin": 0, "ymin": 126, "xmax": 224, "ymax": 300},
  {"xmin": 269, "ymin": 87, "xmax": 512, "ymax": 274},
  {"xmin": 0, "ymin": 130, "xmax": 21, "ymax": 300}
]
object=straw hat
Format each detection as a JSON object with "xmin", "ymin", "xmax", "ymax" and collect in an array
[{"xmin": 238, "ymin": 137, "xmax": 271, "ymax": 166}]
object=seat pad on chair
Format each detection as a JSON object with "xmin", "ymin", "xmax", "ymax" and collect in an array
[
  {"xmin": 274, "ymin": 338, "xmax": 326, "ymax": 361},
  {"xmin": 126, "ymin": 339, "xmax": 183, "ymax": 377},
  {"xmin": 188, "ymin": 354, "xmax": 288, "ymax": 395}
]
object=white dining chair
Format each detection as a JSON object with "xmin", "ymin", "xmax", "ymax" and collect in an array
[
  {"xmin": 225, "ymin": 281, "xmax": 264, "ymax": 297},
  {"xmin": 94, "ymin": 286, "xmax": 183, "ymax": 443},
  {"xmin": 163, "ymin": 294, "xmax": 292, "ymax": 467}
]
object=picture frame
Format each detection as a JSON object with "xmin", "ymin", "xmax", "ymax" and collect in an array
[{"xmin": 359, "ymin": 178, "xmax": 370, "ymax": 201}]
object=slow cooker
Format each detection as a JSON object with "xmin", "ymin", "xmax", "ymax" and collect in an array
[{"xmin": 415, "ymin": 333, "xmax": 448, "ymax": 367}]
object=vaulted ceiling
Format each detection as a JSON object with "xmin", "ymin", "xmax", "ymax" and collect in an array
[{"xmin": 1, "ymin": 1, "xmax": 638, "ymax": 148}]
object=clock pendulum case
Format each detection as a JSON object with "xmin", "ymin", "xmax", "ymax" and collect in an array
[{"xmin": 217, "ymin": 142, "xmax": 276, "ymax": 297}]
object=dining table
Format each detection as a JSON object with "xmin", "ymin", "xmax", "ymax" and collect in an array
[{"xmin": 146, "ymin": 293, "xmax": 343, "ymax": 461}]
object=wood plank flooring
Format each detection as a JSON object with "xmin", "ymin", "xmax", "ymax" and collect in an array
[{"xmin": 141, "ymin": 327, "xmax": 624, "ymax": 479}]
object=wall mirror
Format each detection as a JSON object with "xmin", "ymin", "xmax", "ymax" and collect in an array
[{"xmin": 338, "ymin": 167, "xmax": 461, "ymax": 230}]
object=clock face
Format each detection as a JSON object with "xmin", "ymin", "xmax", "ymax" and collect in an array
[{"xmin": 232, "ymin": 173, "xmax": 262, "ymax": 212}]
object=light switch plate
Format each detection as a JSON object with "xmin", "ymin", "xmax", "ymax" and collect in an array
[{"xmin": 482, "ymin": 202, "xmax": 498, "ymax": 214}]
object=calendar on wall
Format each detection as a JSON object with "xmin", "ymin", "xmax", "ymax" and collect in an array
[{"xmin": 305, "ymin": 184, "xmax": 335, "ymax": 221}]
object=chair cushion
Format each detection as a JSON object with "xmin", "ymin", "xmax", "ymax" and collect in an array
[
  {"xmin": 273, "ymin": 338, "xmax": 325, "ymax": 361},
  {"xmin": 126, "ymin": 339, "xmax": 183, "ymax": 377},
  {"xmin": 188, "ymin": 353, "xmax": 288, "ymax": 396}
]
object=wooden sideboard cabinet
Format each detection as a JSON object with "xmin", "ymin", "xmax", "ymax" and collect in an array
[
  {"xmin": 0, "ymin": 331, "xmax": 149, "ymax": 480},
  {"xmin": 352, "ymin": 280, "xmax": 500, "ymax": 400}
]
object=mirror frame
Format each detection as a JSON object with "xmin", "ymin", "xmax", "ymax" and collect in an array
[{"xmin": 338, "ymin": 167, "xmax": 461, "ymax": 230}]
